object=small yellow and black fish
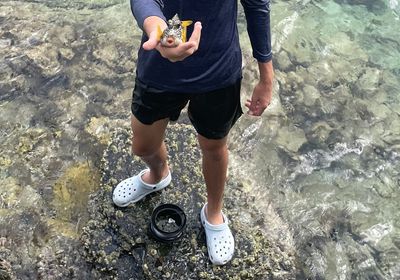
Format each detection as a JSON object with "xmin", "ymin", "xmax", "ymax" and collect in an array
[{"xmin": 157, "ymin": 14, "xmax": 193, "ymax": 47}]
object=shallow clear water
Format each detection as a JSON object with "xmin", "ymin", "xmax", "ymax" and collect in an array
[
  {"xmin": 234, "ymin": 0, "xmax": 400, "ymax": 278},
  {"xmin": 1, "ymin": 0, "xmax": 399, "ymax": 278}
]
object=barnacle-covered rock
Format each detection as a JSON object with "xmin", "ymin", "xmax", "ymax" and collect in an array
[{"xmin": 81, "ymin": 124, "xmax": 296, "ymax": 279}]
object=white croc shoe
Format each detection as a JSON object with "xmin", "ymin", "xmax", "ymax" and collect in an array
[
  {"xmin": 200, "ymin": 203, "xmax": 235, "ymax": 265},
  {"xmin": 113, "ymin": 169, "xmax": 171, "ymax": 207}
]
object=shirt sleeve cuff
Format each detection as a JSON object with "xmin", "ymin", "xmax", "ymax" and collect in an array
[{"xmin": 254, "ymin": 51, "xmax": 273, "ymax": 63}]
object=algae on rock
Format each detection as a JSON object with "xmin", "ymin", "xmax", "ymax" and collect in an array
[{"xmin": 52, "ymin": 162, "xmax": 101, "ymax": 228}]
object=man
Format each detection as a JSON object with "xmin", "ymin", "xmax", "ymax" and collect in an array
[{"xmin": 113, "ymin": 0, "xmax": 274, "ymax": 265}]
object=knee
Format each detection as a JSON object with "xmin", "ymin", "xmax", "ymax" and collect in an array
[
  {"xmin": 200, "ymin": 141, "xmax": 227, "ymax": 161},
  {"xmin": 131, "ymin": 137, "xmax": 157, "ymax": 157}
]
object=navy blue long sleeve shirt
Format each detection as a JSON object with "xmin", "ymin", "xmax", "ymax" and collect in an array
[{"xmin": 131, "ymin": 0, "xmax": 272, "ymax": 93}]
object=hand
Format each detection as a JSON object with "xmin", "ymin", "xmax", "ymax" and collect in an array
[
  {"xmin": 143, "ymin": 21, "xmax": 202, "ymax": 62},
  {"xmin": 245, "ymin": 81, "xmax": 273, "ymax": 116}
]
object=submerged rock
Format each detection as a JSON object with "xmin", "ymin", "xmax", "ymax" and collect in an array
[
  {"xmin": 275, "ymin": 50, "xmax": 292, "ymax": 72},
  {"xmin": 275, "ymin": 125, "xmax": 307, "ymax": 153},
  {"xmin": 81, "ymin": 124, "xmax": 296, "ymax": 279},
  {"xmin": 52, "ymin": 162, "xmax": 101, "ymax": 228}
]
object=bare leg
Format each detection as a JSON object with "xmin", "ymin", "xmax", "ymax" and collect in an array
[
  {"xmin": 198, "ymin": 134, "xmax": 228, "ymax": 225},
  {"xmin": 131, "ymin": 115, "xmax": 170, "ymax": 184}
]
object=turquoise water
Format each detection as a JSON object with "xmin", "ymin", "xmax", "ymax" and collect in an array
[{"xmin": 1, "ymin": 0, "xmax": 399, "ymax": 278}]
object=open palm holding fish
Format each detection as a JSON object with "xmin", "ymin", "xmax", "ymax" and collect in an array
[{"xmin": 142, "ymin": 15, "xmax": 202, "ymax": 62}]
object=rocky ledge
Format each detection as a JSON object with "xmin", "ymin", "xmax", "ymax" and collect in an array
[{"xmin": 81, "ymin": 124, "xmax": 296, "ymax": 279}]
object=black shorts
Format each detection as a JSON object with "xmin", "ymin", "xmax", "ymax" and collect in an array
[{"xmin": 131, "ymin": 78, "xmax": 243, "ymax": 139}]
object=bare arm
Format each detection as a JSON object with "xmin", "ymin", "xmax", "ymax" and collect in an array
[
  {"xmin": 259, "ymin": 60, "xmax": 274, "ymax": 85},
  {"xmin": 241, "ymin": 0, "xmax": 274, "ymax": 116},
  {"xmin": 245, "ymin": 61, "xmax": 274, "ymax": 116}
]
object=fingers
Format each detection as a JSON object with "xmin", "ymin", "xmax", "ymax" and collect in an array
[
  {"xmin": 142, "ymin": 30, "xmax": 159, "ymax": 51},
  {"xmin": 153, "ymin": 21, "xmax": 202, "ymax": 62},
  {"xmin": 188, "ymin": 21, "xmax": 202, "ymax": 46},
  {"xmin": 156, "ymin": 39, "xmax": 199, "ymax": 62},
  {"xmin": 176, "ymin": 40, "xmax": 197, "ymax": 54},
  {"xmin": 246, "ymin": 82, "xmax": 273, "ymax": 116},
  {"xmin": 245, "ymin": 99, "xmax": 258, "ymax": 116},
  {"xmin": 245, "ymin": 99, "xmax": 269, "ymax": 116},
  {"xmin": 169, "ymin": 21, "xmax": 201, "ymax": 60}
]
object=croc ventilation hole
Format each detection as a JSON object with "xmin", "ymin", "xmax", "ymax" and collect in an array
[
  {"xmin": 209, "ymin": 236, "xmax": 231, "ymax": 263},
  {"xmin": 113, "ymin": 169, "xmax": 171, "ymax": 207},
  {"xmin": 117, "ymin": 185, "xmax": 136, "ymax": 197},
  {"xmin": 209, "ymin": 234, "xmax": 233, "ymax": 264}
]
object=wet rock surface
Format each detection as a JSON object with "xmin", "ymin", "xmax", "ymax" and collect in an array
[{"xmin": 81, "ymin": 125, "xmax": 296, "ymax": 279}]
